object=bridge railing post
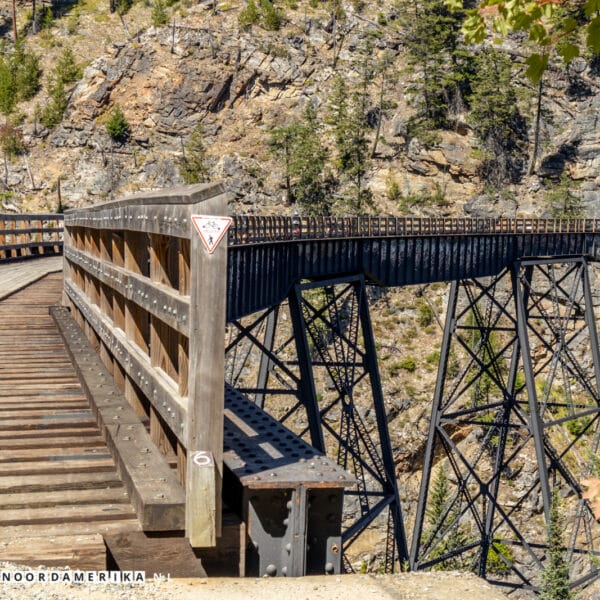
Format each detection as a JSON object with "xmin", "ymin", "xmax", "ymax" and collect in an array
[{"xmin": 62, "ymin": 183, "xmax": 231, "ymax": 547}]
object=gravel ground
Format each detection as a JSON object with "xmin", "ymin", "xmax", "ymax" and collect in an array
[{"xmin": 0, "ymin": 563, "xmax": 510, "ymax": 600}]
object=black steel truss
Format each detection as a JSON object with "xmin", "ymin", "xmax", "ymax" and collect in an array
[
  {"xmin": 410, "ymin": 258, "xmax": 600, "ymax": 592},
  {"xmin": 226, "ymin": 274, "xmax": 409, "ymax": 573}
]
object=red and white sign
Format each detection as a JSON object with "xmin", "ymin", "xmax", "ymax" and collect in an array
[{"xmin": 191, "ymin": 215, "xmax": 232, "ymax": 254}]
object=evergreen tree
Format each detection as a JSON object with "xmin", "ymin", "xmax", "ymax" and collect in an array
[
  {"xmin": 269, "ymin": 103, "xmax": 328, "ymax": 213},
  {"xmin": 424, "ymin": 465, "xmax": 470, "ymax": 570},
  {"xmin": 401, "ymin": 0, "xmax": 473, "ymax": 140},
  {"xmin": 326, "ymin": 74, "xmax": 371, "ymax": 213},
  {"xmin": 544, "ymin": 173, "xmax": 583, "ymax": 218},
  {"xmin": 105, "ymin": 104, "xmax": 130, "ymax": 142},
  {"xmin": 41, "ymin": 76, "xmax": 67, "ymax": 129},
  {"xmin": 540, "ymin": 491, "xmax": 574, "ymax": 600},
  {"xmin": 468, "ymin": 48, "xmax": 526, "ymax": 188},
  {"xmin": 13, "ymin": 42, "xmax": 42, "ymax": 101},
  {"xmin": 180, "ymin": 123, "xmax": 209, "ymax": 184},
  {"xmin": 55, "ymin": 47, "xmax": 82, "ymax": 84},
  {"xmin": 151, "ymin": 0, "xmax": 168, "ymax": 27},
  {"xmin": 0, "ymin": 58, "xmax": 16, "ymax": 117},
  {"xmin": 0, "ymin": 42, "xmax": 41, "ymax": 116}
]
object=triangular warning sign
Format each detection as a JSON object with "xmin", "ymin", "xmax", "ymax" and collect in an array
[{"xmin": 191, "ymin": 215, "xmax": 232, "ymax": 254}]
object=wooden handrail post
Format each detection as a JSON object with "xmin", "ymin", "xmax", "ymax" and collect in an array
[{"xmin": 186, "ymin": 191, "xmax": 229, "ymax": 548}]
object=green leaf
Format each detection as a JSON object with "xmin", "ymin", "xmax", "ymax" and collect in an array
[
  {"xmin": 558, "ymin": 43, "xmax": 580, "ymax": 63},
  {"xmin": 561, "ymin": 16, "xmax": 578, "ymax": 34},
  {"xmin": 529, "ymin": 23, "xmax": 549, "ymax": 45},
  {"xmin": 443, "ymin": 0, "xmax": 463, "ymax": 11},
  {"xmin": 587, "ymin": 17, "xmax": 600, "ymax": 54},
  {"xmin": 525, "ymin": 53, "xmax": 549, "ymax": 84},
  {"xmin": 585, "ymin": 0, "xmax": 600, "ymax": 18}
]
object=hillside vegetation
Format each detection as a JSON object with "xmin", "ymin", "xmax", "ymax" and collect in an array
[{"xmin": 0, "ymin": 0, "xmax": 597, "ymax": 217}]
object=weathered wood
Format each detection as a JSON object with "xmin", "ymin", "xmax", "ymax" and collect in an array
[
  {"xmin": 64, "ymin": 245, "xmax": 189, "ymax": 334},
  {"xmin": 186, "ymin": 193, "xmax": 229, "ymax": 547},
  {"xmin": 0, "ymin": 275, "xmax": 143, "ymax": 565},
  {"xmin": 0, "ymin": 533, "xmax": 107, "ymax": 570},
  {"xmin": 64, "ymin": 183, "xmax": 228, "ymax": 238},
  {"xmin": 64, "ymin": 281, "xmax": 187, "ymax": 442},
  {"xmin": 198, "ymin": 510, "xmax": 246, "ymax": 577},
  {"xmin": 52, "ymin": 305, "xmax": 186, "ymax": 531},
  {"xmin": 104, "ymin": 531, "xmax": 207, "ymax": 577}
]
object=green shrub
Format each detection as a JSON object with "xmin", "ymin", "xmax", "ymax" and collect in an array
[
  {"xmin": 239, "ymin": 0, "xmax": 259, "ymax": 28},
  {"xmin": 180, "ymin": 123, "xmax": 209, "ymax": 184},
  {"xmin": 399, "ymin": 357, "xmax": 417, "ymax": 372},
  {"xmin": 41, "ymin": 77, "xmax": 67, "ymax": 128},
  {"xmin": 152, "ymin": 0, "xmax": 168, "ymax": 26},
  {"xmin": 486, "ymin": 541, "xmax": 514, "ymax": 575},
  {"xmin": 0, "ymin": 123, "xmax": 26, "ymax": 158},
  {"xmin": 55, "ymin": 48, "xmax": 82, "ymax": 84},
  {"xmin": 417, "ymin": 299, "xmax": 434, "ymax": 327},
  {"xmin": 105, "ymin": 105, "xmax": 130, "ymax": 142},
  {"xmin": 260, "ymin": 0, "xmax": 281, "ymax": 30},
  {"xmin": 13, "ymin": 44, "xmax": 42, "ymax": 101}
]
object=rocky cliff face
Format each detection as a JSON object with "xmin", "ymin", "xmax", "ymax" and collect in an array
[{"xmin": 6, "ymin": 1, "xmax": 599, "ymax": 217}]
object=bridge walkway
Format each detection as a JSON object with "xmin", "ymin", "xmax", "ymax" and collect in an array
[{"xmin": 0, "ymin": 264, "xmax": 141, "ymax": 569}]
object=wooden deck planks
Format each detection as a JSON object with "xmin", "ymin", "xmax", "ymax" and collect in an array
[
  {"xmin": 0, "ymin": 256, "xmax": 63, "ymax": 299},
  {"xmin": 0, "ymin": 270, "xmax": 141, "ymax": 569}
]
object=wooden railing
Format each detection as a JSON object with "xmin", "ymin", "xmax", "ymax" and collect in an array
[
  {"xmin": 229, "ymin": 216, "xmax": 600, "ymax": 244},
  {"xmin": 0, "ymin": 213, "xmax": 63, "ymax": 259},
  {"xmin": 62, "ymin": 183, "xmax": 230, "ymax": 547}
]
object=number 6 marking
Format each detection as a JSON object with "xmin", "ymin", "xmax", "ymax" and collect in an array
[{"xmin": 192, "ymin": 451, "xmax": 213, "ymax": 467}]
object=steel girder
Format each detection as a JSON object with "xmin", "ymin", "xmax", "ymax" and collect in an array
[
  {"xmin": 226, "ymin": 274, "xmax": 409, "ymax": 573},
  {"xmin": 410, "ymin": 258, "xmax": 600, "ymax": 593}
]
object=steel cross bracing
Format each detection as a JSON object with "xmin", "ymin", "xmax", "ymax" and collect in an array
[
  {"xmin": 410, "ymin": 257, "xmax": 600, "ymax": 593},
  {"xmin": 225, "ymin": 274, "xmax": 409, "ymax": 573}
]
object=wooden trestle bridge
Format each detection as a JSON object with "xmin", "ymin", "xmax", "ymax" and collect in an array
[{"xmin": 2, "ymin": 183, "xmax": 600, "ymax": 593}]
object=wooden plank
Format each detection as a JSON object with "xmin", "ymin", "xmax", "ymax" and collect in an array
[
  {"xmin": 0, "ymin": 257, "xmax": 62, "ymax": 299},
  {"xmin": 63, "ymin": 282, "xmax": 187, "ymax": 443},
  {"xmin": 186, "ymin": 192, "xmax": 228, "ymax": 547},
  {"xmin": 0, "ymin": 471, "xmax": 124, "ymax": 494},
  {"xmin": 63, "ymin": 183, "xmax": 227, "ymax": 238},
  {"xmin": 0, "ymin": 519, "xmax": 141, "ymax": 538},
  {"xmin": 104, "ymin": 532, "xmax": 207, "ymax": 577},
  {"xmin": 52, "ymin": 306, "xmax": 186, "ymax": 532},
  {"xmin": 64, "ymin": 246, "xmax": 189, "ymax": 334},
  {"xmin": 0, "ymin": 487, "xmax": 131, "ymax": 509},
  {"xmin": 0, "ymin": 503, "xmax": 137, "ymax": 526},
  {"xmin": 0, "ymin": 533, "xmax": 106, "ymax": 570},
  {"xmin": 199, "ymin": 510, "xmax": 246, "ymax": 577}
]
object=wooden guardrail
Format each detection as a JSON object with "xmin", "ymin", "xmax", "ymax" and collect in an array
[
  {"xmin": 0, "ymin": 213, "xmax": 63, "ymax": 259},
  {"xmin": 229, "ymin": 216, "xmax": 600, "ymax": 244},
  {"xmin": 62, "ymin": 183, "xmax": 231, "ymax": 547}
]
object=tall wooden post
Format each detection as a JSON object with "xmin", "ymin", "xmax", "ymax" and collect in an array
[{"xmin": 185, "ymin": 192, "xmax": 229, "ymax": 547}]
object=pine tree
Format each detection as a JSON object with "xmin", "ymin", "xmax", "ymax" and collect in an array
[
  {"xmin": 401, "ymin": 0, "xmax": 473, "ymax": 140},
  {"xmin": 41, "ymin": 76, "xmax": 67, "ymax": 128},
  {"xmin": 180, "ymin": 123, "xmax": 209, "ymax": 184},
  {"xmin": 468, "ymin": 48, "xmax": 526, "ymax": 188},
  {"xmin": 326, "ymin": 74, "xmax": 371, "ymax": 213},
  {"xmin": 269, "ymin": 103, "xmax": 328, "ymax": 213},
  {"xmin": 544, "ymin": 173, "xmax": 583, "ymax": 218},
  {"xmin": 540, "ymin": 491, "xmax": 574, "ymax": 600},
  {"xmin": 55, "ymin": 47, "xmax": 81, "ymax": 84},
  {"xmin": 13, "ymin": 42, "xmax": 41, "ymax": 101},
  {"xmin": 0, "ymin": 57, "xmax": 16, "ymax": 117},
  {"xmin": 424, "ymin": 465, "xmax": 470, "ymax": 570},
  {"xmin": 105, "ymin": 104, "xmax": 130, "ymax": 142},
  {"xmin": 151, "ymin": 0, "xmax": 168, "ymax": 27}
]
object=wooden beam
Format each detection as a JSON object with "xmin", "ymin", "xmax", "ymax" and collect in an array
[
  {"xmin": 185, "ymin": 193, "xmax": 229, "ymax": 547},
  {"xmin": 51, "ymin": 306, "xmax": 185, "ymax": 532}
]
